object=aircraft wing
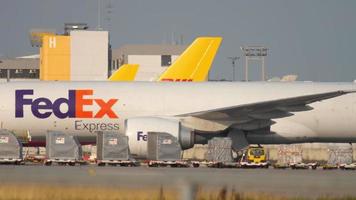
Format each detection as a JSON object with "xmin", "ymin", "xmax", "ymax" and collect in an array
[{"xmin": 178, "ymin": 90, "xmax": 353, "ymax": 131}]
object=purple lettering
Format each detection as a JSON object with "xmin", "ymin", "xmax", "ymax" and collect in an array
[
  {"xmin": 137, "ymin": 131, "xmax": 147, "ymax": 141},
  {"xmin": 31, "ymin": 98, "xmax": 52, "ymax": 119},
  {"xmin": 15, "ymin": 90, "xmax": 33, "ymax": 118},
  {"xmin": 14, "ymin": 89, "xmax": 118, "ymax": 119},
  {"xmin": 52, "ymin": 91, "xmax": 75, "ymax": 118}
]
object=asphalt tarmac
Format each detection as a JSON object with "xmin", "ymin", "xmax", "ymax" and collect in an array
[{"xmin": 1, "ymin": 165, "xmax": 356, "ymax": 198}]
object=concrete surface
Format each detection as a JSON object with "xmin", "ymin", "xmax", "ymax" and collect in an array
[{"xmin": 1, "ymin": 165, "xmax": 356, "ymax": 198}]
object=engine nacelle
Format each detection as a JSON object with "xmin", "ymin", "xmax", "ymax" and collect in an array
[{"xmin": 125, "ymin": 117, "xmax": 194, "ymax": 158}]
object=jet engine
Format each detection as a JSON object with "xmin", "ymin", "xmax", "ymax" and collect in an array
[
  {"xmin": 124, "ymin": 117, "xmax": 195, "ymax": 158},
  {"xmin": 124, "ymin": 117, "xmax": 227, "ymax": 158}
]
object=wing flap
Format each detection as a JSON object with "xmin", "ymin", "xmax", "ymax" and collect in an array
[
  {"xmin": 249, "ymin": 110, "xmax": 294, "ymax": 119},
  {"xmin": 232, "ymin": 119, "xmax": 275, "ymax": 131},
  {"xmin": 277, "ymin": 105, "xmax": 313, "ymax": 112}
]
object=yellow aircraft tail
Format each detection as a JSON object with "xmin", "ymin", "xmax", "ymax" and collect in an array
[
  {"xmin": 109, "ymin": 64, "xmax": 139, "ymax": 81},
  {"xmin": 158, "ymin": 37, "xmax": 222, "ymax": 82}
]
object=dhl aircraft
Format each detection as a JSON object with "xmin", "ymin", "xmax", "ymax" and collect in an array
[
  {"xmin": 109, "ymin": 37, "xmax": 222, "ymax": 82},
  {"xmin": 108, "ymin": 64, "xmax": 139, "ymax": 81}
]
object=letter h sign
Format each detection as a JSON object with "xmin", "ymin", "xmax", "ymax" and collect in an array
[{"xmin": 49, "ymin": 37, "xmax": 56, "ymax": 48}]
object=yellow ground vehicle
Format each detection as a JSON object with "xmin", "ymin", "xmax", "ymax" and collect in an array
[
  {"xmin": 240, "ymin": 146, "xmax": 268, "ymax": 168},
  {"xmin": 246, "ymin": 146, "xmax": 267, "ymax": 163}
]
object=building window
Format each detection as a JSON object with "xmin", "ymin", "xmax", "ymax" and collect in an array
[
  {"xmin": 0, "ymin": 69, "xmax": 7, "ymax": 78},
  {"xmin": 6, "ymin": 69, "xmax": 39, "ymax": 79},
  {"xmin": 161, "ymin": 55, "xmax": 171, "ymax": 67},
  {"xmin": 112, "ymin": 60, "xmax": 116, "ymax": 70}
]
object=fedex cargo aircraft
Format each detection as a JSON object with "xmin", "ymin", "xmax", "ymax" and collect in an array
[{"xmin": 1, "ymin": 81, "xmax": 355, "ymax": 157}]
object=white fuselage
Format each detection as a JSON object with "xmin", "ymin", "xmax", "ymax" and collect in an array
[{"xmin": 0, "ymin": 81, "xmax": 355, "ymax": 145}]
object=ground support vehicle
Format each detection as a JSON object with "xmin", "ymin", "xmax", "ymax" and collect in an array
[
  {"xmin": 206, "ymin": 161, "xmax": 239, "ymax": 168},
  {"xmin": 238, "ymin": 146, "xmax": 269, "ymax": 168},
  {"xmin": 97, "ymin": 159, "xmax": 139, "ymax": 167},
  {"xmin": 147, "ymin": 160, "xmax": 189, "ymax": 168},
  {"xmin": 339, "ymin": 163, "xmax": 356, "ymax": 170},
  {"xmin": 290, "ymin": 162, "xmax": 318, "ymax": 170},
  {"xmin": 44, "ymin": 159, "xmax": 87, "ymax": 166},
  {"xmin": 0, "ymin": 158, "xmax": 23, "ymax": 165}
]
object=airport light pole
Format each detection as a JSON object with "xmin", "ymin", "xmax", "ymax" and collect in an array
[
  {"xmin": 97, "ymin": 0, "xmax": 102, "ymax": 30},
  {"xmin": 227, "ymin": 56, "xmax": 240, "ymax": 81},
  {"xmin": 240, "ymin": 46, "xmax": 268, "ymax": 81}
]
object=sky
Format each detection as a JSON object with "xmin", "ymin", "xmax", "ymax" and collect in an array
[{"xmin": 0, "ymin": 0, "xmax": 356, "ymax": 81}]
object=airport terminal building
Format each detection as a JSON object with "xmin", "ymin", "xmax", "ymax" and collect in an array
[
  {"xmin": 111, "ymin": 44, "xmax": 186, "ymax": 81},
  {"xmin": 0, "ymin": 57, "xmax": 39, "ymax": 82},
  {"xmin": 0, "ymin": 43, "xmax": 186, "ymax": 82},
  {"xmin": 1, "ymin": 24, "xmax": 186, "ymax": 82}
]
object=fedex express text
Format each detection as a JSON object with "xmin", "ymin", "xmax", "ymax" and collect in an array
[{"xmin": 15, "ymin": 89, "xmax": 120, "ymax": 132}]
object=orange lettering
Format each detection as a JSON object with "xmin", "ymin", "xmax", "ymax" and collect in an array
[
  {"xmin": 75, "ymin": 90, "xmax": 93, "ymax": 118},
  {"xmin": 94, "ymin": 99, "xmax": 118, "ymax": 118}
]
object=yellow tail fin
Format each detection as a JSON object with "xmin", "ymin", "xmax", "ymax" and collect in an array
[
  {"xmin": 158, "ymin": 37, "xmax": 222, "ymax": 82},
  {"xmin": 109, "ymin": 64, "xmax": 139, "ymax": 81}
]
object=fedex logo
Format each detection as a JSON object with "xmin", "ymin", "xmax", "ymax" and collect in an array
[
  {"xmin": 15, "ymin": 89, "xmax": 118, "ymax": 119},
  {"xmin": 137, "ymin": 131, "xmax": 147, "ymax": 141}
]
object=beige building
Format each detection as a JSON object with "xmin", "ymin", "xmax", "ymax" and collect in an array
[
  {"xmin": 39, "ymin": 30, "xmax": 109, "ymax": 81},
  {"xmin": 70, "ymin": 31, "xmax": 109, "ymax": 80},
  {"xmin": 0, "ymin": 57, "xmax": 39, "ymax": 82},
  {"xmin": 112, "ymin": 44, "xmax": 187, "ymax": 81},
  {"xmin": 1, "ymin": 41, "xmax": 186, "ymax": 82}
]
